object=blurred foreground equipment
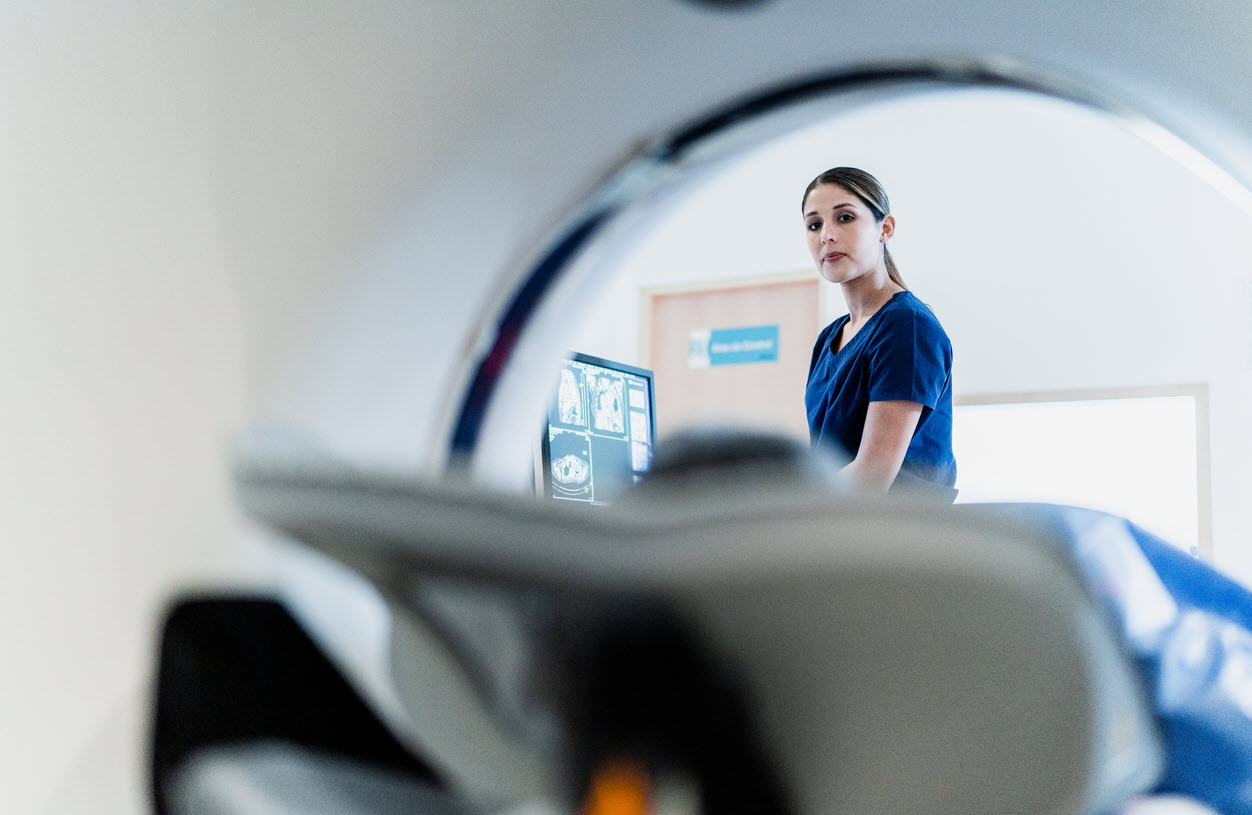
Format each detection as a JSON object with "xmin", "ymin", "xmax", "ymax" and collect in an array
[{"xmin": 152, "ymin": 433, "xmax": 1252, "ymax": 814}]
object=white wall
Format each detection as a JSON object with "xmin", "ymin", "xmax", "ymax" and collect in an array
[{"xmin": 572, "ymin": 88, "xmax": 1252, "ymax": 585}]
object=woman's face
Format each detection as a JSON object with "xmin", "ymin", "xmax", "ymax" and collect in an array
[{"xmin": 803, "ymin": 184, "xmax": 894, "ymax": 285}]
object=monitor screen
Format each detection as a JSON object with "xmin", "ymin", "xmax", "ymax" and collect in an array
[{"xmin": 540, "ymin": 352, "xmax": 656, "ymax": 505}]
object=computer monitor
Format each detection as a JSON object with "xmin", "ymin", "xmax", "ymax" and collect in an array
[{"xmin": 540, "ymin": 352, "xmax": 656, "ymax": 505}]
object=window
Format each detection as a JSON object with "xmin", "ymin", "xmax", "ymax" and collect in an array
[{"xmin": 952, "ymin": 387, "xmax": 1209, "ymax": 556}]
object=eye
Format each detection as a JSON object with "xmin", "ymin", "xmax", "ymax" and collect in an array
[
  {"xmin": 837, "ymin": 213, "xmax": 855, "ymax": 223},
  {"xmin": 806, "ymin": 220, "xmax": 821, "ymax": 231}
]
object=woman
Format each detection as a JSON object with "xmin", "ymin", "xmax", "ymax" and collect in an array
[{"xmin": 802, "ymin": 167, "xmax": 957, "ymax": 498}]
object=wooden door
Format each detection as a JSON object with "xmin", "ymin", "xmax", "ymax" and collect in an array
[{"xmin": 643, "ymin": 274, "xmax": 822, "ymax": 441}]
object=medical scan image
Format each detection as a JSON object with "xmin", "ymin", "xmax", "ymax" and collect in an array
[
  {"xmin": 555, "ymin": 366, "xmax": 586, "ymax": 427},
  {"xmin": 541, "ymin": 355, "xmax": 656, "ymax": 505},
  {"xmin": 588, "ymin": 374, "xmax": 626, "ymax": 436},
  {"xmin": 547, "ymin": 428, "xmax": 593, "ymax": 499},
  {"xmin": 629, "ymin": 410, "xmax": 649, "ymax": 444}
]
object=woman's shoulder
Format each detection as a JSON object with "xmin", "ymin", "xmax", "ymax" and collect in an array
[
  {"xmin": 883, "ymin": 291, "xmax": 946, "ymax": 327},
  {"xmin": 875, "ymin": 291, "xmax": 951, "ymax": 345}
]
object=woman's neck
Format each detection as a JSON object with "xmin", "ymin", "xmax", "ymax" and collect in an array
[{"xmin": 841, "ymin": 269, "xmax": 903, "ymax": 324}]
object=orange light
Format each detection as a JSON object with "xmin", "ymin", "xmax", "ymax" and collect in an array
[{"xmin": 581, "ymin": 757, "xmax": 653, "ymax": 815}]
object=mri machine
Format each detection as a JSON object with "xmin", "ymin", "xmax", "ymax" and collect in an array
[{"xmin": 149, "ymin": 1, "xmax": 1252, "ymax": 813}]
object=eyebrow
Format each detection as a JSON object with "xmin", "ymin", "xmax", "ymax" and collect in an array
[{"xmin": 804, "ymin": 202, "xmax": 855, "ymax": 218}]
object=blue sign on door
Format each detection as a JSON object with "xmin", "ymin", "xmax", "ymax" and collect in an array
[{"xmin": 689, "ymin": 325, "xmax": 779, "ymax": 367}]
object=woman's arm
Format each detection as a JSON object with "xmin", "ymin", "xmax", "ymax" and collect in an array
[{"xmin": 841, "ymin": 399, "xmax": 924, "ymax": 493}]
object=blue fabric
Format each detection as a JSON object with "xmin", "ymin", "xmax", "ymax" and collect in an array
[
  {"xmin": 1125, "ymin": 523, "xmax": 1252, "ymax": 811},
  {"xmin": 805, "ymin": 291, "xmax": 956, "ymax": 494},
  {"xmin": 987, "ymin": 504, "xmax": 1252, "ymax": 814},
  {"xmin": 1133, "ymin": 526, "xmax": 1252, "ymax": 633}
]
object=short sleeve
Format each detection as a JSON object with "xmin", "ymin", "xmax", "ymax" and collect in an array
[{"xmin": 865, "ymin": 307, "xmax": 952, "ymax": 409}]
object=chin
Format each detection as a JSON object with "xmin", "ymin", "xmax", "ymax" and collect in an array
[{"xmin": 820, "ymin": 267, "xmax": 853, "ymax": 285}]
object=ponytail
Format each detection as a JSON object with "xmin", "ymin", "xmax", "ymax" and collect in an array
[{"xmin": 884, "ymin": 245, "xmax": 907, "ymax": 290}]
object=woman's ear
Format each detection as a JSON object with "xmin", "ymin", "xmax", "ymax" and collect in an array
[{"xmin": 880, "ymin": 214, "xmax": 896, "ymax": 242}]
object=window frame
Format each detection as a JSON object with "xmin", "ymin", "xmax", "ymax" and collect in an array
[{"xmin": 953, "ymin": 384, "xmax": 1211, "ymax": 558}]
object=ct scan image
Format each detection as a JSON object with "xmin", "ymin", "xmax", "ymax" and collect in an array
[
  {"xmin": 548, "ymin": 428, "xmax": 593, "ymax": 500},
  {"xmin": 551, "ymin": 366, "xmax": 587, "ymax": 429},
  {"xmin": 588, "ymin": 373, "xmax": 625, "ymax": 437}
]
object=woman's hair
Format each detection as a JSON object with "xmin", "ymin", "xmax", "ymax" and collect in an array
[{"xmin": 801, "ymin": 167, "xmax": 906, "ymax": 290}]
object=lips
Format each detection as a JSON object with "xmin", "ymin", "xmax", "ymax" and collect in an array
[{"xmin": 822, "ymin": 252, "xmax": 845, "ymax": 263}]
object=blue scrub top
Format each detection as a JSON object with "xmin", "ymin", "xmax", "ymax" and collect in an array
[{"xmin": 806, "ymin": 290, "xmax": 957, "ymax": 495}]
